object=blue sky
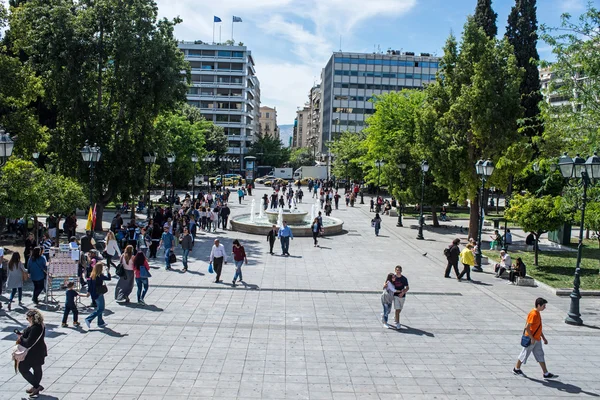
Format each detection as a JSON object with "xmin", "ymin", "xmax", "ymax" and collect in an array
[{"xmin": 156, "ymin": 0, "xmax": 590, "ymax": 124}]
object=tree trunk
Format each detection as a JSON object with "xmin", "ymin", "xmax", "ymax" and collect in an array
[
  {"xmin": 34, "ymin": 215, "xmax": 39, "ymax": 244},
  {"xmin": 431, "ymin": 204, "xmax": 440, "ymax": 228},
  {"xmin": 468, "ymin": 195, "xmax": 480, "ymax": 240},
  {"xmin": 534, "ymin": 232, "xmax": 540, "ymax": 266}
]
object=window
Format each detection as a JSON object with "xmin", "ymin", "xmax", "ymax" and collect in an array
[
  {"xmin": 200, "ymin": 75, "xmax": 215, "ymax": 83},
  {"xmin": 231, "ymin": 63, "xmax": 243, "ymax": 71},
  {"xmin": 230, "ymin": 115, "xmax": 242, "ymax": 122},
  {"xmin": 218, "ymin": 50, "xmax": 232, "ymax": 57},
  {"xmin": 202, "ymin": 63, "xmax": 214, "ymax": 70},
  {"xmin": 266, "ymin": 112, "xmax": 270, "ymax": 118},
  {"xmin": 232, "ymin": 51, "xmax": 244, "ymax": 58},
  {"xmin": 202, "ymin": 50, "xmax": 215, "ymax": 56},
  {"xmin": 187, "ymin": 87, "xmax": 198, "ymax": 95},
  {"xmin": 201, "ymin": 88, "xmax": 213, "ymax": 96},
  {"xmin": 200, "ymin": 101, "xmax": 214, "ymax": 109},
  {"xmin": 217, "ymin": 62, "xmax": 230, "ymax": 70}
]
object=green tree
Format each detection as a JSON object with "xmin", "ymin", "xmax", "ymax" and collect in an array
[
  {"xmin": 506, "ymin": 194, "xmax": 566, "ymax": 265},
  {"xmin": 539, "ymin": 5, "xmax": 600, "ymax": 155},
  {"xmin": 288, "ymin": 148, "xmax": 315, "ymax": 171},
  {"xmin": 506, "ymin": 0, "xmax": 543, "ymax": 150},
  {"xmin": 474, "ymin": 0, "xmax": 498, "ymax": 38},
  {"xmin": 153, "ymin": 110, "xmax": 206, "ymax": 190},
  {"xmin": 248, "ymin": 134, "xmax": 290, "ymax": 167},
  {"xmin": 9, "ymin": 0, "xmax": 189, "ymax": 229},
  {"xmin": 329, "ymin": 131, "xmax": 366, "ymax": 183},
  {"xmin": 418, "ymin": 18, "xmax": 524, "ymax": 238}
]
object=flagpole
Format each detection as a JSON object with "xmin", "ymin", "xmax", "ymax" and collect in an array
[
  {"xmin": 219, "ymin": 25, "xmax": 222, "ymax": 43},
  {"xmin": 232, "ymin": 18, "xmax": 234, "ymax": 42},
  {"xmin": 212, "ymin": 21, "xmax": 215, "ymax": 44}
]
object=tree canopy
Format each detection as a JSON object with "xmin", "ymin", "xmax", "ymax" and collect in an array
[{"xmin": 247, "ymin": 134, "xmax": 290, "ymax": 167}]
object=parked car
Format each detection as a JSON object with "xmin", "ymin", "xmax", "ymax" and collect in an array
[
  {"xmin": 209, "ymin": 174, "xmax": 246, "ymax": 187},
  {"xmin": 294, "ymin": 176, "xmax": 314, "ymax": 186}
]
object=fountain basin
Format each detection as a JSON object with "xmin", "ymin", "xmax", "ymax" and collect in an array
[
  {"xmin": 231, "ymin": 214, "xmax": 344, "ymax": 237},
  {"xmin": 264, "ymin": 208, "xmax": 308, "ymax": 224}
]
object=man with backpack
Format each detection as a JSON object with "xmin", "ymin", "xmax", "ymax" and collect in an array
[{"xmin": 444, "ymin": 238, "xmax": 461, "ymax": 279}]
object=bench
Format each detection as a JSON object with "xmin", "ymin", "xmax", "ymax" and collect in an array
[
  {"xmin": 389, "ymin": 210, "xmax": 398, "ymax": 217},
  {"xmin": 517, "ymin": 276, "xmax": 536, "ymax": 287}
]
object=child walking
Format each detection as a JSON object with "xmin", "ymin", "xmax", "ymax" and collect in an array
[{"xmin": 62, "ymin": 282, "xmax": 88, "ymax": 327}]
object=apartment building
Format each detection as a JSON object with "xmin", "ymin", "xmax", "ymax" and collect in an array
[
  {"xmin": 259, "ymin": 106, "xmax": 279, "ymax": 138},
  {"xmin": 178, "ymin": 41, "xmax": 261, "ymax": 172}
]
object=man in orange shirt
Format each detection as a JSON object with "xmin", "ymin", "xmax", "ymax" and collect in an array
[{"xmin": 513, "ymin": 297, "xmax": 555, "ymax": 378}]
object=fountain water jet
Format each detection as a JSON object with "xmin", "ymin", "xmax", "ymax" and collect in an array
[{"xmin": 249, "ymin": 199, "xmax": 256, "ymax": 223}]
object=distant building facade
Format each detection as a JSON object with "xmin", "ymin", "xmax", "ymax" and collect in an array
[{"xmin": 259, "ymin": 106, "xmax": 279, "ymax": 138}]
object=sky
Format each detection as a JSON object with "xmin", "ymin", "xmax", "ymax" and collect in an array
[{"xmin": 156, "ymin": 1, "xmax": 586, "ymax": 124}]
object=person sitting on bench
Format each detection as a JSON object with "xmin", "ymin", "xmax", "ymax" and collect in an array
[
  {"xmin": 508, "ymin": 257, "xmax": 526, "ymax": 285},
  {"xmin": 494, "ymin": 250, "xmax": 512, "ymax": 278}
]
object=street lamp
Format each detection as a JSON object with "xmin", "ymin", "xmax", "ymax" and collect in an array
[
  {"xmin": 474, "ymin": 159, "xmax": 495, "ymax": 267},
  {"xmin": 81, "ymin": 142, "xmax": 102, "ymax": 207},
  {"xmin": 375, "ymin": 159, "xmax": 385, "ymax": 198},
  {"xmin": 397, "ymin": 162, "xmax": 407, "ymax": 227},
  {"xmin": 342, "ymin": 159, "xmax": 349, "ymax": 191},
  {"xmin": 143, "ymin": 152, "xmax": 156, "ymax": 217},
  {"xmin": 560, "ymin": 152, "xmax": 600, "ymax": 326},
  {"xmin": 416, "ymin": 160, "xmax": 429, "ymax": 240},
  {"xmin": 191, "ymin": 153, "xmax": 199, "ymax": 200},
  {"xmin": 32, "ymin": 152, "xmax": 40, "ymax": 162},
  {"xmin": 0, "ymin": 129, "xmax": 15, "ymax": 167},
  {"xmin": 166, "ymin": 154, "xmax": 176, "ymax": 203}
]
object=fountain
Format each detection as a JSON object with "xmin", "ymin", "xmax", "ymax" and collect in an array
[
  {"xmin": 249, "ymin": 199, "xmax": 256, "ymax": 223},
  {"xmin": 258, "ymin": 199, "xmax": 264, "ymax": 220},
  {"xmin": 277, "ymin": 206, "xmax": 284, "ymax": 227}
]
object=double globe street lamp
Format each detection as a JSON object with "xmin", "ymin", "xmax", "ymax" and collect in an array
[
  {"xmin": 143, "ymin": 152, "xmax": 157, "ymax": 217},
  {"xmin": 375, "ymin": 159, "xmax": 385, "ymax": 197},
  {"xmin": 191, "ymin": 153, "xmax": 199, "ymax": 201},
  {"xmin": 559, "ymin": 152, "xmax": 600, "ymax": 326},
  {"xmin": 0, "ymin": 129, "xmax": 15, "ymax": 167},
  {"xmin": 166, "ymin": 154, "xmax": 176, "ymax": 202},
  {"xmin": 416, "ymin": 160, "xmax": 429, "ymax": 240},
  {"xmin": 80, "ymin": 142, "xmax": 102, "ymax": 207},
  {"xmin": 474, "ymin": 159, "xmax": 495, "ymax": 268}
]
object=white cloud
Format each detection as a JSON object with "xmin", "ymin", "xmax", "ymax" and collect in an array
[
  {"xmin": 556, "ymin": 0, "xmax": 585, "ymax": 13},
  {"xmin": 155, "ymin": 0, "xmax": 417, "ymax": 124}
]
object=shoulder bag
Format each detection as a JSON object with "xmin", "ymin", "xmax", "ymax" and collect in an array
[
  {"xmin": 520, "ymin": 324, "xmax": 541, "ymax": 347},
  {"xmin": 12, "ymin": 325, "xmax": 45, "ymax": 363}
]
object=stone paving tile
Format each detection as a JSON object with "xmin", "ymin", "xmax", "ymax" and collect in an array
[{"xmin": 2, "ymin": 186, "xmax": 600, "ymax": 399}]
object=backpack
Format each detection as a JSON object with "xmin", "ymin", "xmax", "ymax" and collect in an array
[{"xmin": 443, "ymin": 247, "xmax": 451, "ymax": 258}]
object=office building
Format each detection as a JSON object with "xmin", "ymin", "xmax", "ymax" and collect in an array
[
  {"xmin": 259, "ymin": 106, "xmax": 279, "ymax": 138},
  {"xmin": 178, "ymin": 41, "xmax": 261, "ymax": 172},
  {"xmin": 319, "ymin": 51, "xmax": 441, "ymax": 156},
  {"xmin": 292, "ymin": 106, "xmax": 310, "ymax": 149}
]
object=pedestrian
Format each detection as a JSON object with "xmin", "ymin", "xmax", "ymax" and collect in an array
[
  {"xmin": 371, "ymin": 213, "xmax": 382, "ymax": 236},
  {"xmin": 444, "ymin": 238, "xmax": 461, "ymax": 278},
  {"xmin": 231, "ymin": 239, "xmax": 248, "ymax": 286},
  {"xmin": 262, "ymin": 194, "xmax": 269, "ymax": 210},
  {"xmin": 85, "ymin": 262, "xmax": 111, "ymax": 329},
  {"xmin": 311, "ymin": 218, "xmax": 319, "ymax": 247},
  {"xmin": 104, "ymin": 231, "xmax": 121, "ymax": 271},
  {"xmin": 392, "ymin": 265, "xmax": 409, "ymax": 329},
  {"xmin": 24, "ymin": 232, "xmax": 36, "ymax": 268},
  {"xmin": 137, "ymin": 227, "xmax": 150, "ymax": 256},
  {"xmin": 324, "ymin": 201, "xmax": 332, "ymax": 216},
  {"xmin": 80, "ymin": 230, "xmax": 96, "ymax": 253},
  {"xmin": 180, "ymin": 226, "xmax": 194, "ymax": 272},
  {"xmin": 15, "ymin": 309, "xmax": 47, "ymax": 397},
  {"xmin": 513, "ymin": 297, "xmax": 555, "ymax": 378},
  {"xmin": 115, "ymin": 245, "xmax": 135, "ymax": 303},
  {"xmin": 209, "ymin": 239, "xmax": 227, "ymax": 283},
  {"xmin": 298, "ymin": 188, "xmax": 303, "ymax": 203},
  {"xmin": 267, "ymin": 225, "xmax": 277, "ymax": 255},
  {"xmin": 380, "ymin": 273, "xmax": 395, "ymax": 328},
  {"xmin": 457, "ymin": 243, "xmax": 475, "ymax": 281},
  {"xmin": 220, "ymin": 203, "xmax": 231, "ymax": 230},
  {"xmin": 278, "ymin": 221, "xmax": 293, "ymax": 256},
  {"xmin": 133, "ymin": 251, "xmax": 151, "ymax": 305},
  {"xmin": 149, "ymin": 222, "xmax": 161, "ymax": 258},
  {"xmin": 40, "ymin": 233, "xmax": 52, "ymax": 261},
  {"xmin": 61, "ymin": 281, "xmax": 88, "ymax": 327},
  {"xmin": 6, "ymin": 252, "xmax": 28, "ymax": 310},
  {"xmin": 334, "ymin": 191, "xmax": 340, "ymax": 209},
  {"xmin": 504, "ymin": 228, "xmax": 513, "ymax": 250},
  {"xmin": 158, "ymin": 224, "xmax": 175, "ymax": 270},
  {"xmin": 237, "ymin": 187, "xmax": 244, "ymax": 204},
  {"xmin": 28, "ymin": 247, "xmax": 47, "ymax": 305},
  {"xmin": 370, "ymin": 197, "xmax": 374, "ymax": 212}
]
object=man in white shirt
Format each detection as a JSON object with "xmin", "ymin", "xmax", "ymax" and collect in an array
[
  {"xmin": 495, "ymin": 250, "xmax": 512, "ymax": 278},
  {"xmin": 209, "ymin": 239, "xmax": 227, "ymax": 283}
]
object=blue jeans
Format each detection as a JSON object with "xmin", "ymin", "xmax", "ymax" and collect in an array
[
  {"xmin": 233, "ymin": 260, "xmax": 243, "ymax": 281},
  {"xmin": 280, "ymin": 236, "xmax": 290, "ymax": 254},
  {"xmin": 9, "ymin": 287, "xmax": 23, "ymax": 303},
  {"xmin": 165, "ymin": 248, "xmax": 172, "ymax": 269},
  {"xmin": 182, "ymin": 249, "xmax": 190, "ymax": 269},
  {"xmin": 136, "ymin": 278, "xmax": 149, "ymax": 301},
  {"xmin": 382, "ymin": 302, "xmax": 392, "ymax": 323},
  {"xmin": 86, "ymin": 294, "xmax": 106, "ymax": 326}
]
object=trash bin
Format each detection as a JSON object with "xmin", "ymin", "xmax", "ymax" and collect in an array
[
  {"xmin": 492, "ymin": 219, "xmax": 502, "ymax": 229},
  {"xmin": 548, "ymin": 223, "xmax": 572, "ymax": 245}
]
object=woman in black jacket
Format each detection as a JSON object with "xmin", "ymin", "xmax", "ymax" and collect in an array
[{"xmin": 17, "ymin": 309, "xmax": 47, "ymax": 396}]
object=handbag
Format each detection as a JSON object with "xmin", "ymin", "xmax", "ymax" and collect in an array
[
  {"xmin": 208, "ymin": 263, "xmax": 214, "ymax": 274},
  {"xmin": 139, "ymin": 266, "xmax": 151, "ymax": 278},
  {"xmin": 169, "ymin": 252, "xmax": 177, "ymax": 264},
  {"xmin": 520, "ymin": 325, "xmax": 541, "ymax": 347},
  {"xmin": 12, "ymin": 325, "xmax": 45, "ymax": 363},
  {"xmin": 381, "ymin": 290, "xmax": 394, "ymax": 305}
]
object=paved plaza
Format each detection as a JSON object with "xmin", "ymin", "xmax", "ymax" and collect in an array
[{"xmin": 1, "ymin": 186, "xmax": 600, "ymax": 399}]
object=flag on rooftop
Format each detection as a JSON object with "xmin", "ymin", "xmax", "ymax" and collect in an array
[
  {"xmin": 214, "ymin": 16, "xmax": 221, "ymax": 22},
  {"xmin": 233, "ymin": 16, "xmax": 242, "ymax": 22}
]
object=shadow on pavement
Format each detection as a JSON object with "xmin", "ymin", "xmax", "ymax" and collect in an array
[
  {"xmin": 240, "ymin": 282, "xmax": 260, "ymax": 290},
  {"xmin": 35, "ymin": 395, "xmax": 61, "ymax": 400},
  {"xmin": 118, "ymin": 303, "xmax": 163, "ymax": 312},
  {"xmin": 99, "ymin": 327, "xmax": 129, "ymax": 338},
  {"xmin": 397, "ymin": 325, "xmax": 435, "ymax": 337},
  {"xmin": 527, "ymin": 377, "xmax": 599, "ymax": 396},
  {"xmin": 185, "ymin": 269, "xmax": 205, "ymax": 276},
  {"xmin": 469, "ymin": 280, "xmax": 493, "ymax": 287}
]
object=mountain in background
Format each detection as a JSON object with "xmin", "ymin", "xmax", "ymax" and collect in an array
[{"xmin": 278, "ymin": 124, "xmax": 294, "ymax": 148}]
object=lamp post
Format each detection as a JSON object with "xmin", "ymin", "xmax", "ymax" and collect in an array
[
  {"xmin": 397, "ymin": 162, "xmax": 407, "ymax": 227},
  {"xmin": 32, "ymin": 151, "xmax": 40, "ymax": 164},
  {"xmin": 80, "ymin": 142, "xmax": 102, "ymax": 207},
  {"xmin": 502, "ymin": 175, "xmax": 514, "ymax": 251},
  {"xmin": 342, "ymin": 159, "xmax": 349, "ymax": 192},
  {"xmin": 416, "ymin": 160, "xmax": 429, "ymax": 240},
  {"xmin": 560, "ymin": 152, "xmax": 600, "ymax": 326},
  {"xmin": 375, "ymin": 159, "xmax": 385, "ymax": 197},
  {"xmin": 143, "ymin": 152, "xmax": 156, "ymax": 217},
  {"xmin": 474, "ymin": 159, "xmax": 495, "ymax": 268},
  {"xmin": 0, "ymin": 129, "xmax": 15, "ymax": 167},
  {"xmin": 191, "ymin": 153, "xmax": 199, "ymax": 201},
  {"xmin": 166, "ymin": 154, "xmax": 176, "ymax": 203}
]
